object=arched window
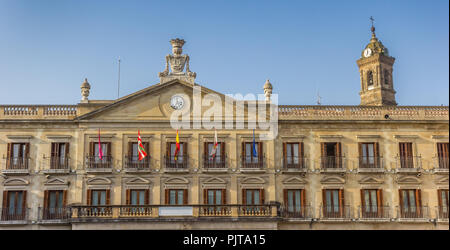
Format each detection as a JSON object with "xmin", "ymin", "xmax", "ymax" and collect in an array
[
  {"xmin": 367, "ymin": 71, "xmax": 374, "ymax": 87},
  {"xmin": 384, "ymin": 69, "xmax": 390, "ymax": 85}
]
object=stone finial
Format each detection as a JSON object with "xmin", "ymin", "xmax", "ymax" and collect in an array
[
  {"xmin": 159, "ymin": 38, "xmax": 196, "ymax": 84},
  {"xmin": 80, "ymin": 78, "xmax": 91, "ymax": 103},
  {"xmin": 263, "ymin": 79, "xmax": 273, "ymax": 102}
]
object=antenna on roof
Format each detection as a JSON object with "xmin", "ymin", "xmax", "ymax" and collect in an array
[
  {"xmin": 117, "ymin": 56, "xmax": 121, "ymax": 99},
  {"xmin": 317, "ymin": 90, "xmax": 322, "ymax": 105}
]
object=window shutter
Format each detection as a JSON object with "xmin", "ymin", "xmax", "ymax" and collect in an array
[
  {"xmin": 339, "ymin": 189, "xmax": 344, "ymax": 217},
  {"xmin": 438, "ymin": 190, "xmax": 443, "ymax": 208},
  {"xmin": 222, "ymin": 189, "xmax": 226, "ymax": 205},
  {"xmin": 358, "ymin": 143, "xmax": 362, "ymax": 167},
  {"xmin": 144, "ymin": 189, "xmax": 149, "ymax": 205},
  {"xmin": 242, "ymin": 189, "xmax": 247, "ymax": 205},
  {"xmin": 416, "ymin": 189, "xmax": 421, "ymax": 207},
  {"xmin": 398, "ymin": 190, "xmax": 404, "ymax": 213},
  {"xmin": 183, "ymin": 189, "xmax": 188, "ymax": 205},
  {"xmin": 183, "ymin": 142, "xmax": 188, "ymax": 157},
  {"xmin": 321, "ymin": 143, "xmax": 326, "ymax": 169},
  {"xmin": 299, "ymin": 142, "xmax": 304, "ymax": 162},
  {"xmin": 22, "ymin": 190, "xmax": 27, "ymax": 212},
  {"xmin": 377, "ymin": 189, "xmax": 383, "ymax": 217},
  {"xmin": 65, "ymin": 143, "xmax": 70, "ymax": 158},
  {"xmin": 107, "ymin": 142, "xmax": 112, "ymax": 156},
  {"xmin": 126, "ymin": 189, "xmax": 131, "ymax": 205},
  {"xmin": 260, "ymin": 189, "xmax": 265, "ymax": 205},
  {"xmin": 51, "ymin": 143, "xmax": 57, "ymax": 157},
  {"xmin": 221, "ymin": 142, "xmax": 225, "ymax": 161},
  {"xmin": 360, "ymin": 189, "xmax": 365, "ymax": 208},
  {"xmin": 43, "ymin": 190, "xmax": 49, "ymax": 209},
  {"xmin": 128, "ymin": 142, "xmax": 133, "ymax": 158},
  {"xmin": 166, "ymin": 142, "xmax": 171, "ymax": 157},
  {"xmin": 2, "ymin": 191, "xmax": 7, "ymax": 208},
  {"xmin": 144, "ymin": 142, "xmax": 150, "ymax": 157},
  {"xmin": 62, "ymin": 190, "xmax": 67, "ymax": 207},
  {"xmin": 87, "ymin": 189, "xmax": 92, "ymax": 205},
  {"xmin": 24, "ymin": 143, "xmax": 30, "ymax": 158},
  {"xmin": 165, "ymin": 189, "xmax": 169, "ymax": 205},
  {"xmin": 203, "ymin": 189, "xmax": 208, "ymax": 205},
  {"xmin": 7, "ymin": 143, "xmax": 12, "ymax": 158},
  {"xmin": 337, "ymin": 142, "xmax": 342, "ymax": 168},
  {"xmin": 89, "ymin": 142, "xmax": 95, "ymax": 156},
  {"xmin": 241, "ymin": 142, "xmax": 246, "ymax": 164},
  {"xmin": 283, "ymin": 143, "xmax": 287, "ymax": 166},
  {"xmin": 204, "ymin": 142, "xmax": 209, "ymax": 158},
  {"xmin": 106, "ymin": 190, "xmax": 111, "ymax": 205},
  {"xmin": 283, "ymin": 189, "xmax": 288, "ymax": 206},
  {"xmin": 301, "ymin": 189, "xmax": 306, "ymax": 209},
  {"xmin": 259, "ymin": 142, "xmax": 263, "ymax": 161}
]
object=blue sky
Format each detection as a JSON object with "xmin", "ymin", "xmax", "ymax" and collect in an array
[{"xmin": 0, "ymin": 0, "xmax": 448, "ymax": 105}]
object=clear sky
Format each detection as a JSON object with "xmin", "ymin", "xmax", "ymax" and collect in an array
[{"xmin": 0, "ymin": 0, "xmax": 448, "ymax": 105}]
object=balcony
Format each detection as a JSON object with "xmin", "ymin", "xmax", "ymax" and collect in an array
[
  {"xmin": 358, "ymin": 156, "xmax": 385, "ymax": 173},
  {"xmin": 240, "ymin": 156, "xmax": 265, "ymax": 173},
  {"xmin": 0, "ymin": 208, "xmax": 29, "ymax": 225},
  {"xmin": 358, "ymin": 206, "xmax": 391, "ymax": 222},
  {"xmin": 164, "ymin": 155, "xmax": 189, "ymax": 173},
  {"xmin": 1, "ymin": 157, "xmax": 30, "ymax": 175},
  {"xmin": 434, "ymin": 156, "xmax": 449, "ymax": 173},
  {"xmin": 70, "ymin": 204, "xmax": 278, "ymax": 221},
  {"xmin": 279, "ymin": 205, "xmax": 313, "ymax": 220},
  {"xmin": 320, "ymin": 156, "xmax": 346, "ymax": 173},
  {"xmin": 436, "ymin": 206, "xmax": 449, "ymax": 222},
  {"xmin": 320, "ymin": 205, "xmax": 353, "ymax": 221},
  {"xmin": 38, "ymin": 207, "xmax": 71, "ymax": 223},
  {"xmin": 123, "ymin": 156, "xmax": 151, "ymax": 173},
  {"xmin": 202, "ymin": 155, "xmax": 227, "ymax": 173},
  {"xmin": 41, "ymin": 156, "xmax": 71, "ymax": 174},
  {"xmin": 85, "ymin": 156, "xmax": 113, "ymax": 173},
  {"xmin": 281, "ymin": 157, "xmax": 308, "ymax": 173},
  {"xmin": 396, "ymin": 206, "xmax": 429, "ymax": 222},
  {"xmin": 396, "ymin": 156, "xmax": 422, "ymax": 173}
]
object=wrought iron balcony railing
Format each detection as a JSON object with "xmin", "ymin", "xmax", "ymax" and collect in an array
[
  {"xmin": 435, "ymin": 156, "xmax": 449, "ymax": 170},
  {"xmin": 320, "ymin": 205, "xmax": 352, "ymax": 219},
  {"xmin": 85, "ymin": 156, "xmax": 113, "ymax": 170},
  {"xmin": 123, "ymin": 155, "xmax": 151, "ymax": 171},
  {"xmin": 436, "ymin": 206, "xmax": 449, "ymax": 220},
  {"xmin": 38, "ymin": 207, "xmax": 72, "ymax": 221},
  {"xmin": 241, "ymin": 156, "xmax": 265, "ymax": 169},
  {"xmin": 358, "ymin": 156, "xmax": 383, "ymax": 170},
  {"xmin": 282, "ymin": 157, "xmax": 307, "ymax": 170},
  {"xmin": 0, "ymin": 207, "xmax": 29, "ymax": 221},
  {"xmin": 4, "ymin": 157, "xmax": 29, "ymax": 170},
  {"xmin": 203, "ymin": 154, "xmax": 226, "ymax": 169},
  {"xmin": 164, "ymin": 155, "xmax": 189, "ymax": 169},
  {"xmin": 358, "ymin": 205, "xmax": 391, "ymax": 220},
  {"xmin": 320, "ymin": 156, "xmax": 345, "ymax": 170},
  {"xmin": 279, "ymin": 205, "xmax": 312, "ymax": 219},
  {"xmin": 396, "ymin": 156, "xmax": 422, "ymax": 171},
  {"xmin": 42, "ymin": 156, "xmax": 70, "ymax": 172},
  {"xmin": 396, "ymin": 206, "xmax": 429, "ymax": 220}
]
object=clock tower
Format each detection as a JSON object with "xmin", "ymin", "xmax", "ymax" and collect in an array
[{"xmin": 357, "ymin": 18, "xmax": 397, "ymax": 106}]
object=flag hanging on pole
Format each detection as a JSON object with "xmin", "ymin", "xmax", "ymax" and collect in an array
[
  {"xmin": 98, "ymin": 128, "xmax": 103, "ymax": 160},
  {"xmin": 210, "ymin": 129, "xmax": 219, "ymax": 158},
  {"xmin": 252, "ymin": 129, "xmax": 257, "ymax": 158},
  {"xmin": 174, "ymin": 129, "xmax": 180, "ymax": 161},
  {"xmin": 137, "ymin": 130, "xmax": 147, "ymax": 161}
]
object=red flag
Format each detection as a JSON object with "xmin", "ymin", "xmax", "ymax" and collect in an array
[{"xmin": 98, "ymin": 128, "xmax": 103, "ymax": 160}]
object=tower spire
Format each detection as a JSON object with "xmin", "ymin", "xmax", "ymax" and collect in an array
[{"xmin": 370, "ymin": 16, "xmax": 377, "ymax": 40}]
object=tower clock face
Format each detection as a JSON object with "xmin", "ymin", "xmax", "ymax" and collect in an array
[
  {"xmin": 170, "ymin": 95, "xmax": 185, "ymax": 110},
  {"xmin": 364, "ymin": 48, "xmax": 372, "ymax": 57}
]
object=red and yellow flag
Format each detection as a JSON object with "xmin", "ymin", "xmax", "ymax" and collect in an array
[
  {"xmin": 138, "ymin": 130, "xmax": 147, "ymax": 161},
  {"xmin": 174, "ymin": 129, "xmax": 180, "ymax": 161}
]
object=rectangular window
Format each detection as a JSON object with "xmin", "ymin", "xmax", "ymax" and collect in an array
[
  {"xmin": 399, "ymin": 189, "xmax": 422, "ymax": 218},
  {"xmin": 205, "ymin": 189, "xmax": 225, "ymax": 205},
  {"xmin": 6, "ymin": 143, "xmax": 29, "ymax": 169},
  {"xmin": 360, "ymin": 189, "xmax": 383, "ymax": 218},
  {"xmin": 283, "ymin": 143, "xmax": 304, "ymax": 168},
  {"xmin": 322, "ymin": 189, "xmax": 344, "ymax": 218},
  {"xmin": 284, "ymin": 189, "xmax": 305, "ymax": 217},
  {"xmin": 399, "ymin": 142, "xmax": 414, "ymax": 168},
  {"xmin": 166, "ymin": 189, "xmax": 187, "ymax": 205},
  {"xmin": 321, "ymin": 142, "xmax": 342, "ymax": 169},
  {"xmin": 359, "ymin": 143, "xmax": 380, "ymax": 168},
  {"xmin": 50, "ymin": 143, "xmax": 69, "ymax": 169},
  {"xmin": 128, "ymin": 142, "xmax": 149, "ymax": 162},
  {"xmin": 43, "ymin": 190, "xmax": 67, "ymax": 219},
  {"xmin": 242, "ymin": 142, "xmax": 263, "ymax": 168},
  {"xmin": 2, "ymin": 190, "xmax": 27, "ymax": 220},
  {"xmin": 437, "ymin": 143, "xmax": 449, "ymax": 169},
  {"xmin": 206, "ymin": 142, "xmax": 224, "ymax": 164},
  {"xmin": 438, "ymin": 189, "xmax": 449, "ymax": 219},
  {"xmin": 167, "ymin": 142, "xmax": 186, "ymax": 164}
]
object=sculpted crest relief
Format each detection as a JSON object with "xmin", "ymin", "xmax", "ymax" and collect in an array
[{"xmin": 159, "ymin": 38, "xmax": 197, "ymax": 84}]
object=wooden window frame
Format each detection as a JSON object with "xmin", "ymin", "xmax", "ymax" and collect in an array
[
  {"xmin": 2, "ymin": 190, "xmax": 27, "ymax": 220},
  {"xmin": 6, "ymin": 143, "xmax": 29, "ymax": 170},
  {"xmin": 399, "ymin": 142, "xmax": 414, "ymax": 169},
  {"xmin": 283, "ymin": 189, "xmax": 306, "ymax": 217},
  {"xmin": 322, "ymin": 189, "xmax": 344, "ymax": 218},
  {"xmin": 399, "ymin": 189, "xmax": 422, "ymax": 218},
  {"xmin": 283, "ymin": 142, "xmax": 305, "ymax": 169},
  {"xmin": 165, "ymin": 189, "xmax": 188, "ymax": 205},
  {"xmin": 437, "ymin": 143, "xmax": 449, "ymax": 169}
]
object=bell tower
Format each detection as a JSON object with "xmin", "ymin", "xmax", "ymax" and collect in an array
[{"xmin": 357, "ymin": 17, "xmax": 397, "ymax": 106}]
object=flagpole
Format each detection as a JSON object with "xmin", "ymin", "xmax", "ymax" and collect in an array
[{"xmin": 117, "ymin": 56, "xmax": 121, "ymax": 99}]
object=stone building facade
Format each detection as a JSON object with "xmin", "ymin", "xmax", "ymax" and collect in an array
[{"xmin": 0, "ymin": 27, "xmax": 448, "ymax": 230}]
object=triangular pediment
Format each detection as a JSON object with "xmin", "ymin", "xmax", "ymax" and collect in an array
[
  {"xmin": 396, "ymin": 176, "xmax": 422, "ymax": 185},
  {"xmin": 45, "ymin": 177, "xmax": 69, "ymax": 186},
  {"xmin": 359, "ymin": 176, "xmax": 384, "ymax": 185},
  {"xmin": 203, "ymin": 177, "xmax": 227, "ymax": 184},
  {"xmin": 165, "ymin": 177, "xmax": 189, "ymax": 184},
  {"xmin": 283, "ymin": 176, "xmax": 307, "ymax": 185},
  {"xmin": 241, "ymin": 177, "xmax": 265, "ymax": 184},
  {"xmin": 87, "ymin": 177, "xmax": 112, "ymax": 185}
]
